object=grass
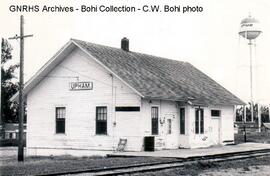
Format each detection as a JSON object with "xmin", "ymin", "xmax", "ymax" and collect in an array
[
  {"xmin": 0, "ymin": 155, "xmax": 179, "ymax": 176},
  {"xmin": 1, "ymin": 132, "xmax": 269, "ymax": 175}
]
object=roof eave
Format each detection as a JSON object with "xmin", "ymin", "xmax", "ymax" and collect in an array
[{"xmin": 143, "ymin": 96, "xmax": 245, "ymax": 107}]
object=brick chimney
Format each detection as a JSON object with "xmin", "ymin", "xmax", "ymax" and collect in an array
[{"xmin": 121, "ymin": 37, "xmax": 129, "ymax": 52}]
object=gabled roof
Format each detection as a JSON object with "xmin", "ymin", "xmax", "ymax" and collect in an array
[{"xmin": 11, "ymin": 38, "xmax": 245, "ymax": 106}]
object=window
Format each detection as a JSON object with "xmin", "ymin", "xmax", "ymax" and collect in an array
[
  {"xmin": 167, "ymin": 119, "xmax": 172, "ymax": 134},
  {"xmin": 211, "ymin": 110, "xmax": 221, "ymax": 117},
  {"xmin": 195, "ymin": 109, "xmax": 199, "ymax": 134},
  {"xmin": 195, "ymin": 108, "xmax": 204, "ymax": 134},
  {"xmin": 115, "ymin": 106, "xmax": 140, "ymax": 112},
  {"xmin": 151, "ymin": 107, "xmax": 159, "ymax": 135},
  {"xmin": 56, "ymin": 107, "xmax": 66, "ymax": 134},
  {"xmin": 180, "ymin": 108, "xmax": 185, "ymax": 134},
  {"xmin": 96, "ymin": 106, "xmax": 107, "ymax": 135}
]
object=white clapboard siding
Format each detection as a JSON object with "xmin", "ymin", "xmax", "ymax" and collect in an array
[
  {"xmin": 27, "ymin": 48, "xmax": 142, "ymax": 154},
  {"xmin": 188, "ymin": 105, "xmax": 235, "ymax": 148},
  {"xmin": 26, "ymin": 46, "xmax": 235, "ymax": 156}
]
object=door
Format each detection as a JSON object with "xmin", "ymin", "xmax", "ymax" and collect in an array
[
  {"xmin": 165, "ymin": 114, "xmax": 176, "ymax": 149},
  {"xmin": 211, "ymin": 118, "xmax": 221, "ymax": 145}
]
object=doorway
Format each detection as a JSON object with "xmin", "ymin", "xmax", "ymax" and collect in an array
[
  {"xmin": 211, "ymin": 118, "xmax": 221, "ymax": 145},
  {"xmin": 164, "ymin": 114, "xmax": 176, "ymax": 149}
]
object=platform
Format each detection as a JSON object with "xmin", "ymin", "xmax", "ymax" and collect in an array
[{"xmin": 108, "ymin": 143, "xmax": 270, "ymax": 159}]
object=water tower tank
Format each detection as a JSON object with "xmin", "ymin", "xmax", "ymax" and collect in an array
[{"xmin": 239, "ymin": 16, "xmax": 262, "ymax": 40}]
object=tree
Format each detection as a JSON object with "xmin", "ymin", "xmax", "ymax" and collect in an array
[
  {"xmin": 260, "ymin": 106, "xmax": 269, "ymax": 123},
  {"xmin": 236, "ymin": 103, "xmax": 270, "ymax": 123},
  {"xmin": 1, "ymin": 38, "xmax": 19, "ymax": 123},
  {"xmin": 236, "ymin": 105, "xmax": 244, "ymax": 122}
]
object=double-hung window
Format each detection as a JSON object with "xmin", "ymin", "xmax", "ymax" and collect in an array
[
  {"xmin": 151, "ymin": 107, "xmax": 159, "ymax": 135},
  {"xmin": 96, "ymin": 106, "xmax": 107, "ymax": 135},
  {"xmin": 195, "ymin": 108, "xmax": 204, "ymax": 134},
  {"xmin": 56, "ymin": 107, "xmax": 66, "ymax": 134},
  {"xmin": 180, "ymin": 108, "xmax": 185, "ymax": 134}
]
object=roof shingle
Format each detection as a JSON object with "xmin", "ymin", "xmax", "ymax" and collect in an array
[{"xmin": 73, "ymin": 39, "xmax": 244, "ymax": 106}]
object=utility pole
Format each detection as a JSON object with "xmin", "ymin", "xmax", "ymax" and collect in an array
[{"xmin": 9, "ymin": 15, "xmax": 33, "ymax": 162}]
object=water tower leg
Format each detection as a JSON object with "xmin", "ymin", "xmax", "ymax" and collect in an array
[
  {"xmin": 244, "ymin": 105, "xmax": 246, "ymax": 122},
  {"xmin": 233, "ymin": 105, "xmax": 237, "ymax": 122},
  {"xmin": 258, "ymin": 103, "xmax": 261, "ymax": 132},
  {"xmin": 269, "ymin": 104, "xmax": 270, "ymax": 122},
  {"xmin": 249, "ymin": 39, "xmax": 254, "ymax": 123}
]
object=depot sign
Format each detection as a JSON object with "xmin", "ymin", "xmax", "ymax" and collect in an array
[{"xmin": 69, "ymin": 82, "xmax": 93, "ymax": 91}]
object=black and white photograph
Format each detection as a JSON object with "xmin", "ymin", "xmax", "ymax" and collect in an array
[{"xmin": 0, "ymin": 0, "xmax": 270, "ymax": 175}]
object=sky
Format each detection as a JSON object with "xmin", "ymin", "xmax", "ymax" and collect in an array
[{"xmin": 1, "ymin": 0, "xmax": 270, "ymax": 105}]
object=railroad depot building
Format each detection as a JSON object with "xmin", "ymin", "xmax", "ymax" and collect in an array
[{"xmin": 11, "ymin": 38, "xmax": 244, "ymax": 156}]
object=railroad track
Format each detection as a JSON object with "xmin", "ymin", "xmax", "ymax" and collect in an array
[{"xmin": 39, "ymin": 149, "xmax": 270, "ymax": 176}]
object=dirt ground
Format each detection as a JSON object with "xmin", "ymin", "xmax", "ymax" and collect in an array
[
  {"xmin": 1, "ymin": 147, "xmax": 270, "ymax": 175},
  {"xmin": 200, "ymin": 165, "xmax": 270, "ymax": 176},
  {"xmin": 132, "ymin": 155, "xmax": 270, "ymax": 176},
  {"xmin": 1, "ymin": 131, "xmax": 270, "ymax": 176}
]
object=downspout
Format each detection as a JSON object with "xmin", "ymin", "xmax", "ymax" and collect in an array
[
  {"xmin": 114, "ymin": 79, "xmax": 117, "ymax": 148},
  {"xmin": 111, "ymin": 74, "xmax": 116, "ymax": 151}
]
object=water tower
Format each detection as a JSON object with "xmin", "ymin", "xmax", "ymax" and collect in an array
[{"xmin": 239, "ymin": 14, "xmax": 262, "ymax": 123}]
